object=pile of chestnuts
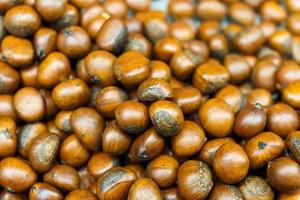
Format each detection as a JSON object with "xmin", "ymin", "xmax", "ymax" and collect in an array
[{"xmin": 0, "ymin": 0, "xmax": 300, "ymax": 199}]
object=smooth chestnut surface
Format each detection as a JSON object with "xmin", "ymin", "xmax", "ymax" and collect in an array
[
  {"xmin": 115, "ymin": 100, "xmax": 149, "ymax": 134},
  {"xmin": 199, "ymin": 98, "xmax": 234, "ymax": 138},
  {"xmin": 87, "ymin": 151, "xmax": 120, "ymax": 179},
  {"xmin": 267, "ymin": 157, "xmax": 300, "ymax": 192},
  {"xmin": 173, "ymin": 86, "xmax": 202, "ymax": 114},
  {"xmin": 2, "ymin": 0, "xmax": 300, "ymax": 199},
  {"xmin": 0, "ymin": 157, "xmax": 37, "ymax": 192},
  {"xmin": 209, "ymin": 184, "xmax": 244, "ymax": 200},
  {"xmin": 234, "ymin": 103, "xmax": 266, "ymax": 138},
  {"xmin": 213, "ymin": 142, "xmax": 250, "ymax": 184},
  {"xmin": 128, "ymin": 177, "xmax": 163, "ymax": 200},
  {"xmin": 171, "ymin": 120, "xmax": 206, "ymax": 157},
  {"xmin": 245, "ymin": 132, "xmax": 285, "ymax": 169},
  {"xmin": 199, "ymin": 137, "xmax": 234, "ymax": 167},
  {"xmin": 267, "ymin": 103, "xmax": 299, "ymax": 138},
  {"xmin": 128, "ymin": 127, "xmax": 164, "ymax": 162},
  {"xmin": 29, "ymin": 182, "xmax": 63, "ymax": 200},
  {"xmin": 43, "ymin": 164, "xmax": 80, "ymax": 192},
  {"xmin": 146, "ymin": 154, "xmax": 179, "ymax": 188},
  {"xmin": 71, "ymin": 107, "xmax": 105, "ymax": 151}
]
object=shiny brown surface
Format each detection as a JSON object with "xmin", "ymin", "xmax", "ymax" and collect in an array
[
  {"xmin": 245, "ymin": 132, "xmax": 285, "ymax": 169},
  {"xmin": 267, "ymin": 157, "xmax": 300, "ymax": 192},
  {"xmin": 213, "ymin": 142, "xmax": 249, "ymax": 184},
  {"xmin": 1, "ymin": 0, "xmax": 300, "ymax": 199},
  {"xmin": 199, "ymin": 98, "xmax": 234, "ymax": 138}
]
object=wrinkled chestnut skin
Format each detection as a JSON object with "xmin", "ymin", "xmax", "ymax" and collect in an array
[
  {"xmin": 149, "ymin": 100, "xmax": 184, "ymax": 137},
  {"xmin": 286, "ymin": 131, "xmax": 300, "ymax": 163},
  {"xmin": 137, "ymin": 78, "xmax": 173, "ymax": 103},
  {"xmin": 177, "ymin": 160, "xmax": 213, "ymax": 200},
  {"xmin": 239, "ymin": 176, "xmax": 274, "ymax": 200},
  {"xmin": 28, "ymin": 133, "xmax": 61, "ymax": 173},
  {"xmin": 97, "ymin": 167, "xmax": 137, "ymax": 200}
]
